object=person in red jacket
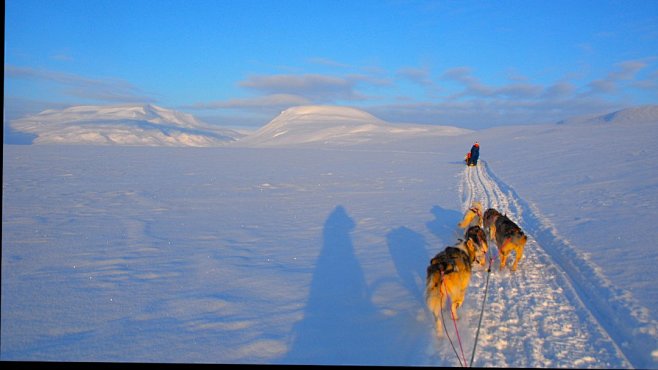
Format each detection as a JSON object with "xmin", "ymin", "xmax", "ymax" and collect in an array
[{"xmin": 468, "ymin": 142, "xmax": 480, "ymax": 166}]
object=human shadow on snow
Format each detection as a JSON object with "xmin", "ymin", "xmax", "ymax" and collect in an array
[
  {"xmin": 283, "ymin": 205, "xmax": 378, "ymax": 365},
  {"xmin": 284, "ymin": 206, "xmax": 436, "ymax": 365}
]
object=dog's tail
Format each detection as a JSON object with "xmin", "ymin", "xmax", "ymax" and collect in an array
[
  {"xmin": 426, "ymin": 264, "xmax": 444, "ymax": 307},
  {"xmin": 425, "ymin": 269, "xmax": 445, "ymax": 335},
  {"xmin": 509, "ymin": 230, "xmax": 527, "ymax": 250},
  {"xmin": 519, "ymin": 233, "xmax": 527, "ymax": 247}
]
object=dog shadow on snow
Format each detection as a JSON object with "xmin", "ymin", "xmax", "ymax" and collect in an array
[
  {"xmin": 385, "ymin": 205, "xmax": 463, "ymax": 324},
  {"xmin": 426, "ymin": 205, "xmax": 463, "ymax": 247},
  {"xmin": 283, "ymin": 204, "xmax": 463, "ymax": 365},
  {"xmin": 386, "ymin": 227, "xmax": 429, "ymax": 303}
]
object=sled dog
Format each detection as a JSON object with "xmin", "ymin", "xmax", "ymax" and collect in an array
[
  {"xmin": 425, "ymin": 238, "xmax": 479, "ymax": 336},
  {"xmin": 464, "ymin": 225, "xmax": 488, "ymax": 267},
  {"xmin": 458, "ymin": 201, "xmax": 483, "ymax": 229},
  {"xmin": 483, "ymin": 208, "xmax": 527, "ymax": 271}
]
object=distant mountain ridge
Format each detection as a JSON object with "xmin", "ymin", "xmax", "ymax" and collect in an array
[
  {"xmin": 10, "ymin": 104, "xmax": 243, "ymax": 147},
  {"xmin": 592, "ymin": 105, "xmax": 658, "ymax": 124},
  {"xmin": 557, "ymin": 105, "xmax": 658, "ymax": 125},
  {"xmin": 9, "ymin": 103, "xmax": 658, "ymax": 147},
  {"xmin": 240, "ymin": 105, "xmax": 471, "ymax": 146}
]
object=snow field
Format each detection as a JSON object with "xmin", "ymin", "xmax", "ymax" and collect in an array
[{"xmin": 3, "ymin": 113, "xmax": 658, "ymax": 367}]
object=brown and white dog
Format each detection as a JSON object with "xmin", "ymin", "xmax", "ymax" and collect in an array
[
  {"xmin": 425, "ymin": 238, "xmax": 479, "ymax": 336},
  {"xmin": 482, "ymin": 208, "xmax": 527, "ymax": 271},
  {"xmin": 464, "ymin": 225, "xmax": 488, "ymax": 267},
  {"xmin": 458, "ymin": 201, "xmax": 483, "ymax": 229}
]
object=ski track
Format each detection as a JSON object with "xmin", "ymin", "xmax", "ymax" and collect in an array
[{"xmin": 436, "ymin": 160, "xmax": 639, "ymax": 368}]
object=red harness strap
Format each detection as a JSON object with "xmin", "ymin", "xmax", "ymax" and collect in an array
[{"xmin": 470, "ymin": 207, "xmax": 481, "ymax": 217}]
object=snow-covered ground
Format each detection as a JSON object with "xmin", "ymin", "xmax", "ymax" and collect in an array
[{"xmin": 2, "ymin": 105, "xmax": 658, "ymax": 367}]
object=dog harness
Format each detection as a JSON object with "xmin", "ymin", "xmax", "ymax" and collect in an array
[
  {"xmin": 470, "ymin": 207, "xmax": 482, "ymax": 217},
  {"xmin": 428, "ymin": 246, "xmax": 473, "ymax": 276}
]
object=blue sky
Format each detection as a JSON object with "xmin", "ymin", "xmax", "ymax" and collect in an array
[{"xmin": 5, "ymin": 0, "xmax": 658, "ymax": 129}]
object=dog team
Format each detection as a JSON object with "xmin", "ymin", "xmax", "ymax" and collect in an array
[{"xmin": 425, "ymin": 201, "xmax": 527, "ymax": 336}]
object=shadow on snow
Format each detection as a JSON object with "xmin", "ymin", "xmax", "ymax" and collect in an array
[
  {"xmin": 387, "ymin": 226, "xmax": 429, "ymax": 303},
  {"xmin": 426, "ymin": 205, "xmax": 463, "ymax": 248},
  {"xmin": 283, "ymin": 205, "xmax": 438, "ymax": 365}
]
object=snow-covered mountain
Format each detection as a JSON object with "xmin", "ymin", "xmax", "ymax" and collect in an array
[
  {"xmin": 588, "ymin": 105, "xmax": 658, "ymax": 124},
  {"xmin": 10, "ymin": 104, "xmax": 244, "ymax": 147},
  {"xmin": 557, "ymin": 104, "xmax": 658, "ymax": 125},
  {"xmin": 12, "ymin": 103, "xmax": 656, "ymax": 148},
  {"xmin": 240, "ymin": 105, "xmax": 471, "ymax": 146}
]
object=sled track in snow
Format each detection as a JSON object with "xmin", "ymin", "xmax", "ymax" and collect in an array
[{"xmin": 451, "ymin": 161, "xmax": 657, "ymax": 368}]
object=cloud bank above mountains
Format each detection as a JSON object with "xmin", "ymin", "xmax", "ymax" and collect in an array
[
  {"xmin": 6, "ymin": 57, "xmax": 657, "ymax": 131},
  {"xmin": 192, "ymin": 59, "xmax": 657, "ymax": 128},
  {"xmin": 6, "ymin": 1, "xmax": 658, "ymax": 130}
]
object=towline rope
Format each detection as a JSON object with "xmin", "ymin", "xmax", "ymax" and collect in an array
[
  {"xmin": 469, "ymin": 255, "xmax": 494, "ymax": 367},
  {"xmin": 440, "ymin": 269, "xmax": 468, "ymax": 367},
  {"xmin": 450, "ymin": 297, "xmax": 468, "ymax": 367}
]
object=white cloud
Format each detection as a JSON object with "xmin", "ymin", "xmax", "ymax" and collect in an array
[
  {"xmin": 307, "ymin": 57, "xmax": 351, "ymax": 69},
  {"xmin": 632, "ymin": 70, "xmax": 658, "ymax": 91},
  {"xmin": 51, "ymin": 53, "xmax": 74, "ymax": 62},
  {"xmin": 367, "ymin": 96, "xmax": 618, "ymax": 129},
  {"xmin": 586, "ymin": 60, "xmax": 650, "ymax": 95},
  {"xmin": 5, "ymin": 65, "xmax": 155, "ymax": 104},
  {"xmin": 240, "ymin": 73, "xmax": 363, "ymax": 102},
  {"xmin": 186, "ymin": 94, "xmax": 312, "ymax": 110},
  {"xmin": 441, "ymin": 67, "xmax": 544, "ymax": 99},
  {"xmin": 196, "ymin": 58, "xmax": 657, "ymax": 129},
  {"xmin": 542, "ymin": 82, "xmax": 576, "ymax": 100},
  {"xmin": 441, "ymin": 67, "xmax": 494, "ymax": 97},
  {"xmin": 397, "ymin": 66, "xmax": 435, "ymax": 88}
]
